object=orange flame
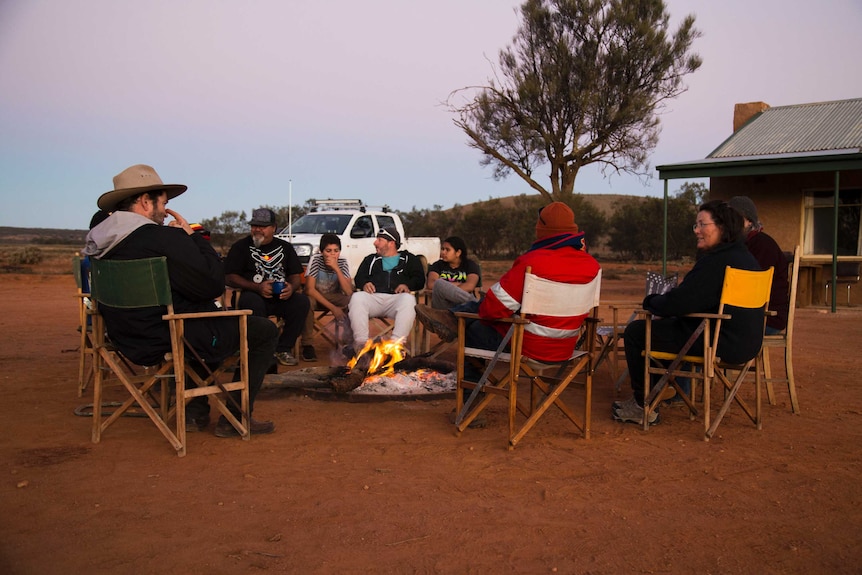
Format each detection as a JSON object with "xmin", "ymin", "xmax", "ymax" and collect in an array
[{"xmin": 347, "ymin": 339, "xmax": 407, "ymax": 376}]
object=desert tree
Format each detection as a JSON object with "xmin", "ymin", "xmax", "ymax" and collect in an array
[
  {"xmin": 449, "ymin": 0, "xmax": 701, "ymax": 203},
  {"xmin": 607, "ymin": 195, "xmax": 695, "ymax": 260},
  {"xmin": 675, "ymin": 181, "xmax": 709, "ymax": 209}
]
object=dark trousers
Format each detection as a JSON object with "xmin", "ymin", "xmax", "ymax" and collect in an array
[
  {"xmin": 186, "ymin": 315, "xmax": 278, "ymax": 417},
  {"xmin": 452, "ymin": 299, "xmax": 508, "ymax": 380},
  {"xmin": 624, "ymin": 318, "xmax": 704, "ymax": 405},
  {"xmin": 238, "ymin": 290, "xmax": 310, "ymax": 353}
]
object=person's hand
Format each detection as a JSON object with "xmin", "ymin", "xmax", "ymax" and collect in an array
[
  {"xmin": 394, "ymin": 284, "xmax": 410, "ymax": 294},
  {"xmin": 165, "ymin": 208, "xmax": 193, "ymax": 234},
  {"xmin": 261, "ymin": 280, "xmax": 274, "ymax": 298},
  {"xmin": 363, "ymin": 282, "xmax": 376, "ymax": 293},
  {"xmin": 278, "ymin": 283, "xmax": 293, "ymax": 300},
  {"xmin": 324, "ymin": 252, "xmax": 339, "ymax": 270},
  {"xmin": 331, "ymin": 307, "xmax": 345, "ymax": 320}
]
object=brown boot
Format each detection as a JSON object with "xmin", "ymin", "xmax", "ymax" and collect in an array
[{"xmin": 415, "ymin": 304, "xmax": 458, "ymax": 342}]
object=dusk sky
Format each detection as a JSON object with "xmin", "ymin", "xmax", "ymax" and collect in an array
[{"xmin": 2, "ymin": 0, "xmax": 861, "ymax": 230}]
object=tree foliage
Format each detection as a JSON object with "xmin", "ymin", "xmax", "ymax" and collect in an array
[
  {"xmin": 675, "ymin": 181, "xmax": 709, "ymax": 209},
  {"xmin": 449, "ymin": 0, "xmax": 701, "ymax": 203},
  {"xmin": 606, "ymin": 182, "xmax": 710, "ymax": 260}
]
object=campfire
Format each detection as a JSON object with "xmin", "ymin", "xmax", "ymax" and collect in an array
[
  {"xmin": 347, "ymin": 339, "xmax": 407, "ymax": 377},
  {"xmin": 332, "ymin": 338, "xmax": 449, "ymax": 394},
  {"xmin": 262, "ymin": 338, "xmax": 456, "ymax": 399}
]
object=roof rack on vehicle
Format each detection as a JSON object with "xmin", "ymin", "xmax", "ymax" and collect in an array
[{"xmin": 309, "ymin": 199, "xmax": 365, "ymax": 213}]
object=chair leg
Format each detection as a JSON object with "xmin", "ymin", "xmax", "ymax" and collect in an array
[
  {"xmin": 763, "ymin": 348, "xmax": 776, "ymax": 406},
  {"xmin": 786, "ymin": 345, "xmax": 800, "ymax": 414}
]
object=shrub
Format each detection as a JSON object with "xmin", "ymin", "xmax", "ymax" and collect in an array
[{"xmin": 9, "ymin": 246, "xmax": 44, "ymax": 265}]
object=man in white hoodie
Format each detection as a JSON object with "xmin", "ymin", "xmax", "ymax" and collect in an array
[{"xmin": 83, "ymin": 164, "xmax": 278, "ymax": 438}]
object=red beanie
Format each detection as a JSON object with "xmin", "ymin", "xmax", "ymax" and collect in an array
[{"xmin": 536, "ymin": 202, "xmax": 579, "ymax": 240}]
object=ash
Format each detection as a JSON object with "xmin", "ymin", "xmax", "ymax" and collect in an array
[{"xmin": 353, "ymin": 370, "xmax": 456, "ymax": 395}]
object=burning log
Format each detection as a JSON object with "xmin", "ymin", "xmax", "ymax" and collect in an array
[
  {"xmin": 261, "ymin": 338, "xmax": 457, "ymax": 398},
  {"xmin": 328, "ymin": 366, "xmax": 368, "ymax": 394}
]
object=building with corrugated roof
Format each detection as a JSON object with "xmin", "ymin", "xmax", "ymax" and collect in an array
[{"xmin": 658, "ymin": 98, "xmax": 862, "ymax": 307}]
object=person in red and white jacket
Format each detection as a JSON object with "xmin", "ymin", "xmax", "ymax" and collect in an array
[{"xmin": 469, "ymin": 202, "xmax": 601, "ymax": 363}]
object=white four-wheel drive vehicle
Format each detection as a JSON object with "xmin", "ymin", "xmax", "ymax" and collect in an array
[{"xmin": 275, "ymin": 199, "xmax": 440, "ymax": 276}]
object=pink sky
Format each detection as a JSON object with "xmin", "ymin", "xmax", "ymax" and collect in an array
[{"xmin": 1, "ymin": 0, "xmax": 861, "ymax": 229}]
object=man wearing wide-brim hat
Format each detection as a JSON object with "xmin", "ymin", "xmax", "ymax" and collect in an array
[{"xmin": 83, "ymin": 164, "xmax": 279, "ymax": 438}]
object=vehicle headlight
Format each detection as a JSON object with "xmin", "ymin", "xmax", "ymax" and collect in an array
[{"xmin": 293, "ymin": 243, "xmax": 313, "ymax": 258}]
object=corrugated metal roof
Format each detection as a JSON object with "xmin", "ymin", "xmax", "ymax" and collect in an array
[{"xmin": 708, "ymin": 98, "xmax": 862, "ymax": 158}]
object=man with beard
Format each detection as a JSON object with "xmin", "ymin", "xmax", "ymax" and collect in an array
[
  {"xmin": 83, "ymin": 164, "xmax": 278, "ymax": 437},
  {"xmin": 225, "ymin": 208, "xmax": 310, "ymax": 366}
]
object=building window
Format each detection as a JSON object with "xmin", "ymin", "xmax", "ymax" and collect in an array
[{"xmin": 804, "ymin": 189, "xmax": 862, "ymax": 256}]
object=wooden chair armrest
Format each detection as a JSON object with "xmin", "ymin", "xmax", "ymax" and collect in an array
[
  {"xmin": 163, "ymin": 309, "xmax": 253, "ymax": 321},
  {"xmin": 635, "ymin": 309, "xmax": 731, "ymax": 320},
  {"xmin": 453, "ymin": 312, "xmax": 481, "ymax": 320},
  {"xmin": 600, "ymin": 299, "xmax": 642, "ymax": 308},
  {"xmin": 452, "ymin": 312, "xmax": 529, "ymax": 325}
]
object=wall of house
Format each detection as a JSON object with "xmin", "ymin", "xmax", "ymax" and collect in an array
[
  {"xmin": 711, "ymin": 171, "xmax": 862, "ymax": 251},
  {"xmin": 711, "ymin": 170, "xmax": 862, "ymax": 306}
]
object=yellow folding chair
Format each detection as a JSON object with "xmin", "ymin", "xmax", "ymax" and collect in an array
[
  {"xmin": 641, "ymin": 266, "xmax": 773, "ymax": 440},
  {"xmin": 454, "ymin": 268, "xmax": 601, "ymax": 449},
  {"xmin": 90, "ymin": 257, "xmax": 252, "ymax": 456}
]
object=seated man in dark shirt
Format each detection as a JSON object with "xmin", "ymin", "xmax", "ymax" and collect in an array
[{"xmin": 224, "ymin": 208, "xmax": 311, "ymax": 367}]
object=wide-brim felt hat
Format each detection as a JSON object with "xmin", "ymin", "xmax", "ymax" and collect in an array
[{"xmin": 97, "ymin": 164, "xmax": 187, "ymax": 211}]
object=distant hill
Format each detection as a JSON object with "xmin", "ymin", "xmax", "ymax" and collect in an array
[
  {"xmin": 0, "ymin": 227, "xmax": 87, "ymax": 244},
  {"xmin": 450, "ymin": 193, "xmax": 639, "ymax": 216},
  {"xmin": 0, "ymin": 194, "xmax": 642, "ymax": 243}
]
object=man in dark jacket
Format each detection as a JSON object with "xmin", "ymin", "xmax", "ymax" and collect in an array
[
  {"xmin": 347, "ymin": 227, "xmax": 425, "ymax": 354},
  {"xmin": 83, "ymin": 164, "xmax": 278, "ymax": 438},
  {"xmin": 728, "ymin": 196, "xmax": 789, "ymax": 333}
]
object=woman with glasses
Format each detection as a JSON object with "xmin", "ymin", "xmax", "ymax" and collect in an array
[{"xmin": 613, "ymin": 200, "xmax": 764, "ymax": 426}]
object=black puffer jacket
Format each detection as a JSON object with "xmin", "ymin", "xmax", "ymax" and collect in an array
[
  {"xmin": 89, "ymin": 221, "xmax": 237, "ymax": 366},
  {"xmin": 643, "ymin": 240, "xmax": 763, "ymax": 364}
]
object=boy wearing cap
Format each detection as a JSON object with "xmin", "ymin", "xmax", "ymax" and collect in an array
[
  {"xmin": 728, "ymin": 196, "xmax": 789, "ymax": 334},
  {"xmin": 348, "ymin": 226, "xmax": 426, "ymax": 354},
  {"xmin": 83, "ymin": 164, "xmax": 279, "ymax": 438},
  {"xmin": 225, "ymin": 208, "xmax": 311, "ymax": 366}
]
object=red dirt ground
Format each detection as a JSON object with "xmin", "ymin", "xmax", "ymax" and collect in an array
[{"xmin": 2, "ymin": 265, "xmax": 862, "ymax": 574}]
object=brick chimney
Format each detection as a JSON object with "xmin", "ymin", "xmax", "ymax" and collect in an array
[{"xmin": 733, "ymin": 101, "xmax": 770, "ymax": 132}]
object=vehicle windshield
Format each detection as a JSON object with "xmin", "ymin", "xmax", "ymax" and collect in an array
[{"xmin": 281, "ymin": 214, "xmax": 352, "ymax": 235}]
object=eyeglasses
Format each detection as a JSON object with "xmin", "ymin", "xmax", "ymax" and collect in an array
[{"xmin": 692, "ymin": 221, "xmax": 716, "ymax": 231}]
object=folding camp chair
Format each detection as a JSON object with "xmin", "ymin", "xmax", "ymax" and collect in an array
[
  {"xmin": 73, "ymin": 256, "xmax": 95, "ymax": 396},
  {"xmin": 90, "ymin": 256, "xmax": 252, "ymax": 456},
  {"xmin": 454, "ymin": 268, "xmax": 601, "ymax": 449},
  {"xmin": 640, "ymin": 266, "xmax": 773, "ymax": 440},
  {"xmin": 595, "ymin": 272, "xmax": 677, "ymax": 390},
  {"xmin": 762, "ymin": 246, "xmax": 800, "ymax": 414}
]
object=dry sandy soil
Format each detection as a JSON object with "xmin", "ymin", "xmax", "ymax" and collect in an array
[{"xmin": 2, "ymin": 264, "xmax": 862, "ymax": 574}]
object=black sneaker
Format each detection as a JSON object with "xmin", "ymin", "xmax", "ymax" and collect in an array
[{"xmin": 302, "ymin": 345, "xmax": 317, "ymax": 362}]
